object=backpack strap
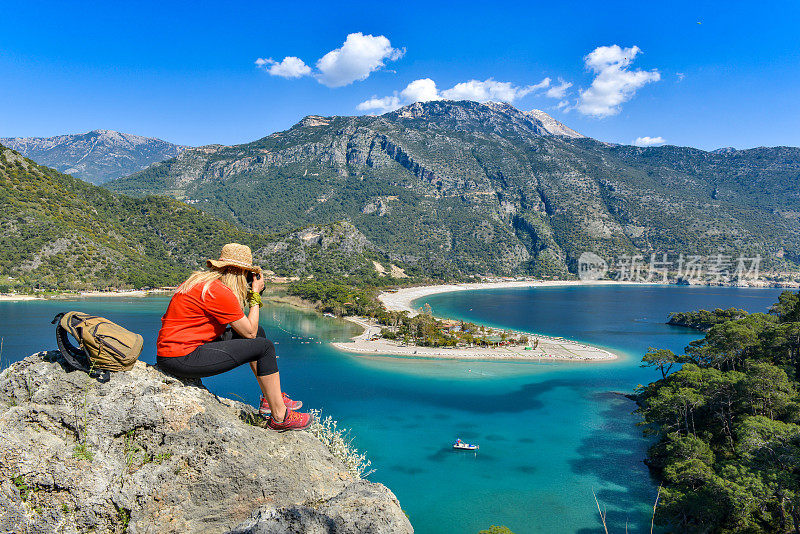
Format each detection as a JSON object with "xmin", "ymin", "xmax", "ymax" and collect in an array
[
  {"xmin": 53, "ymin": 312, "xmax": 91, "ymax": 372},
  {"xmin": 52, "ymin": 313, "xmax": 110, "ymax": 382}
]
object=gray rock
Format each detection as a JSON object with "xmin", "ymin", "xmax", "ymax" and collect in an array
[
  {"xmin": 231, "ymin": 480, "xmax": 409, "ymax": 534},
  {"xmin": 0, "ymin": 352, "xmax": 412, "ymax": 534}
]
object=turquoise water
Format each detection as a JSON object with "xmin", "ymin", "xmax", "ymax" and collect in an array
[{"xmin": 0, "ymin": 286, "xmax": 784, "ymax": 533}]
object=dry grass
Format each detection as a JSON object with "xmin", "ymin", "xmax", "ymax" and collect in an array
[
  {"xmin": 236, "ymin": 404, "xmax": 374, "ymax": 478},
  {"xmin": 592, "ymin": 484, "xmax": 662, "ymax": 534},
  {"xmin": 651, "ymin": 484, "xmax": 662, "ymax": 534},
  {"xmin": 307, "ymin": 409, "xmax": 374, "ymax": 479},
  {"xmin": 593, "ymin": 488, "xmax": 609, "ymax": 534}
]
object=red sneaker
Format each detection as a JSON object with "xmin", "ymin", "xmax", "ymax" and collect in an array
[
  {"xmin": 267, "ymin": 409, "xmax": 312, "ymax": 431},
  {"xmin": 259, "ymin": 392, "xmax": 303, "ymax": 415}
]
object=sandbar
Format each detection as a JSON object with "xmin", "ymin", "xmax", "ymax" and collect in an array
[{"xmin": 332, "ymin": 281, "xmax": 624, "ymax": 361}]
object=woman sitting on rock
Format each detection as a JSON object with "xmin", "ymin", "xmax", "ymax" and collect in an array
[{"xmin": 156, "ymin": 243, "xmax": 311, "ymax": 431}]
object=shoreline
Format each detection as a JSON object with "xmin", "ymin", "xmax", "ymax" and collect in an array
[
  {"xmin": 332, "ymin": 310, "xmax": 619, "ymax": 363},
  {"xmin": 330, "ymin": 280, "xmax": 679, "ymax": 362},
  {"xmin": 0, "ymin": 289, "xmax": 176, "ymax": 302},
  {"xmin": 78, "ymin": 290, "xmax": 149, "ymax": 298},
  {"xmin": 332, "ymin": 280, "xmax": 690, "ymax": 361},
  {"xmin": 0, "ymin": 294, "xmax": 44, "ymax": 302},
  {"xmin": 378, "ymin": 279, "xmax": 652, "ymax": 317}
]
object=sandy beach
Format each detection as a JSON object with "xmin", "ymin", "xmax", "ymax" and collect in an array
[
  {"xmin": 0, "ymin": 294, "xmax": 43, "ymax": 302},
  {"xmin": 378, "ymin": 279, "xmax": 642, "ymax": 316},
  {"xmin": 78, "ymin": 290, "xmax": 149, "ymax": 298},
  {"xmin": 332, "ymin": 281, "xmax": 625, "ymax": 361},
  {"xmin": 331, "ymin": 330, "xmax": 617, "ymax": 361}
]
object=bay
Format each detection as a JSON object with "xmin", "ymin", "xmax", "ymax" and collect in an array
[{"xmin": 0, "ymin": 285, "xmax": 784, "ymax": 533}]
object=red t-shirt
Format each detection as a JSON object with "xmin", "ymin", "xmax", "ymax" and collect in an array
[{"xmin": 156, "ymin": 280, "xmax": 246, "ymax": 357}]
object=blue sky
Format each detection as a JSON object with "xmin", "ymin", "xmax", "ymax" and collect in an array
[{"xmin": 1, "ymin": 0, "xmax": 798, "ymax": 150}]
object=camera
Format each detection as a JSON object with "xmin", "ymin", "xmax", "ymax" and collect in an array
[{"xmin": 246, "ymin": 271, "xmax": 265, "ymax": 295}]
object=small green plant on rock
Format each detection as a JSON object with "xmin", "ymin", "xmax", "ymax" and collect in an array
[
  {"xmin": 114, "ymin": 502, "xmax": 131, "ymax": 532},
  {"xmin": 308, "ymin": 410, "xmax": 374, "ymax": 478},
  {"xmin": 123, "ymin": 429, "xmax": 141, "ymax": 473},
  {"xmin": 12, "ymin": 474, "xmax": 30, "ymax": 501},
  {"xmin": 73, "ymin": 442, "xmax": 93, "ymax": 461},
  {"xmin": 121, "ymin": 429, "xmax": 173, "ymax": 473},
  {"xmin": 149, "ymin": 452, "xmax": 172, "ymax": 464},
  {"xmin": 71, "ymin": 365, "xmax": 95, "ymax": 461},
  {"xmin": 478, "ymin": 527, "xmax": 515, "ymax": 534},
  {"xmin": 173, "ymin": 460, "xmax": 189, "ymax": 476},
  {"xmin": 240, "ymin": 410, "xmax": 267, "ymax": 428}
]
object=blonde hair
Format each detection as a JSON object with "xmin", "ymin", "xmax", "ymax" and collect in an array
[{"xmin": 178, "ymin": 266, "xmax": 249, "ymax": 309}]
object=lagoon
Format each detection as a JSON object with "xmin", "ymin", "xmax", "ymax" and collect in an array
[{"xmin": 0, "ymin": 285, "xmax": 784, "ymax": 533}]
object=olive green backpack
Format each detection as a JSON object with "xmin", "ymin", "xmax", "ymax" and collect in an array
[{"xmin": 52, "ymin": 312, "xmax": 143, "ymax": 379}]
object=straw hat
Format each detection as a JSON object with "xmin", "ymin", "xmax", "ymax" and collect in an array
[{"xmin": 207, "ymin": 243, "xmax": 262, "ymax": 274}]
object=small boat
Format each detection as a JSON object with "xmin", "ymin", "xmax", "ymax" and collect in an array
[
  {"xmin": 453, "ymin": 439, "xmax": 479, "ymax": 451},
  {"xmin": 323, "ymin": 313, "xmax": 336, "ymax": 318}
]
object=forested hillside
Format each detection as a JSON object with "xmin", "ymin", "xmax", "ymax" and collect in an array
[
  {"xmin": 0, "ymin": 145, "xmax": 408, "ymax": 290},
  {"xmin": 107, "ymin": 100, "xmax": 800, "ymax": 277},
  {"xmin": 638, "ymin": 291, "xmax": 800, "ymax": 532}
]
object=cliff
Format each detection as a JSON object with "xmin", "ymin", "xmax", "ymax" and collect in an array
[{"xmin": 0, "ymin": 352, "xmax": 412, "ymax": 533}]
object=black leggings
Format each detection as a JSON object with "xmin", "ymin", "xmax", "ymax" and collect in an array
[{"xmin": 157, "ymin": 326, "xmax": 278, "ymax": 378}]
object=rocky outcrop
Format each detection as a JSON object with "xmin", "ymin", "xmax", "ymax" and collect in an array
[
  {"xmin": 0, "ymin": 352, "xmax": 412, "ymax": 533},
  {"xmin": 522, "ymin": 109, "xmax": 585, "ymax": 138},
  {"xmin": 252, "ymin": 221, "xmax": 401, "ymax": 277}
]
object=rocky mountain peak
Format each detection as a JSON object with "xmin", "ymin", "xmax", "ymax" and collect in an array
[
  {"xmin": 387, "ymin": 99, "xmax": 485, "ymax": 121},
  {"xmin": 523, "ymin": 109, "xmax": 585, "ymax": 138},
  {"xmin": 382, "ymin": 100, "xmax": 584, "ymax": 139},
  {"xmin": 82, "ymin": 129, "xmax": 159, "ymax": 148},
  {"xmin": 0, "ymin": 130, "xmax": 187, "ymax": 184},
  {"xmin": 299, "ymin": 116, "xmax": 333, "ymax": 128}
]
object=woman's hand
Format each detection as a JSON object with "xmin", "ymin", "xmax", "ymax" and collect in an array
[{"xmin": 252, "ymin": 273, "xmax": 265, "ymax": 294}]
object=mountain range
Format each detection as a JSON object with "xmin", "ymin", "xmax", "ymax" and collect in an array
[
  {"xmin": 105, "ymin": 100, "xmax": 800, "ymax": 278},
  {"xmin": 0, "ymin": 144, "xmax": 401, "ymax": 290},
  {"xmin": 0, "ymin": 130, "xmax": 186, "ymax": 184}
]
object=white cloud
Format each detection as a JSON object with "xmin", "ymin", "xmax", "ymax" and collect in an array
[
  {"xmin": 440, "ymin": 79, "xmax": 536, "ymax": 102},
  {"xmin": 633, "ymin": 136, "xmax": 666, "ymax": 147},
  {"xmin": 315, "ymin": 32, "xmax": 405, "ymax": 88},
  {"xmin": 357, "ymin": 78, "xmax": 440, "ymax": 115},
  {"xmin": 576, "ymin": 45, "xmax": 660, "ymax": 117},
  {"xmin": 356, "ymin": 78, "xmax": 572, "ymax": 114},
  {"xmin": 545, "ymin": 78, "xmax": 573, "ymax": 99},
  {"xmin": 255, "ymin": 56, "xmax": 311, "ymax": 79},
  {"xmin": 400, "ymin": 78, "xmax": 440, "ymax": 103},
  {"xmin": 357, "ymin": 76, "xmax": 557, "ymax": 115},
  {"xmin": 531, "ymin": 77, "xmax": 551, "ymax": 91},
  {"xmin": 356, "ymin": 95, "xmax": 402, "ymax": 114},
  {"xmin": 255, "ymin": 32, "xmax": 403, "ymax": 87}
]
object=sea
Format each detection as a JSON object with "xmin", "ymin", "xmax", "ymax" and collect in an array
[{"xmin": 0, "ymin": 285, "xmax": 785, "ymax": 533}]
